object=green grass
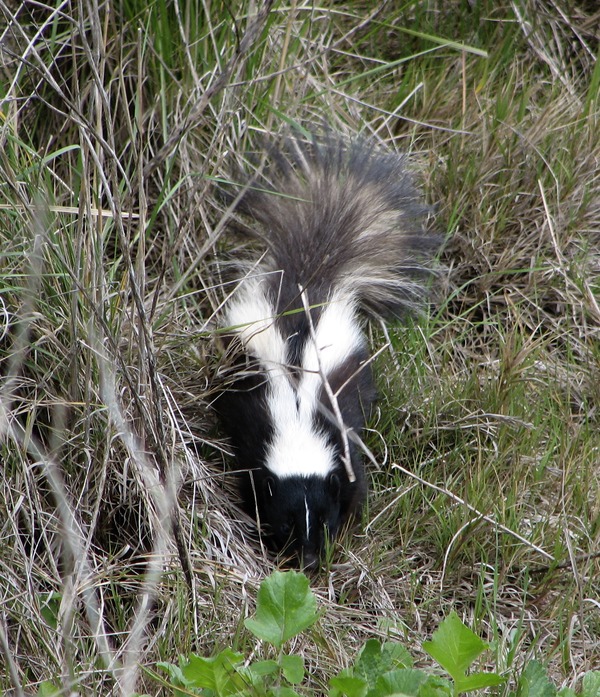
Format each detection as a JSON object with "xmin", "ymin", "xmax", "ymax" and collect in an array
[{"xmin": 1, "ymin": 0, "xmax": 599, "ymax": 694}]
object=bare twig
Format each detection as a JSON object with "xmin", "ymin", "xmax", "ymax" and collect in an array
[{"xmin": 389, "ymin": 462, "xmax": 556, "ymax": 577}]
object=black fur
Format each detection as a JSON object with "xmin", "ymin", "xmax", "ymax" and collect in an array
[
  {"xmin": 214, "ymin": 133, "xmax": 441, "ymax": 566},
  {"xmin": 215, "ymin": 344, "xmax": 372, "ymax": 567}
]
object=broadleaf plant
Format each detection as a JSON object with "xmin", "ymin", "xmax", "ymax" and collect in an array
[
  {"xmin": 422, "ymin": 611, "xmax": 505, "ymax": 694},
  {"xmin": 244, "ymin": 569, "xmax": 320, "ymax": 649},
  {"xmin": 155, "ymin": 571, "xmax": 598, "ymax": 697}
]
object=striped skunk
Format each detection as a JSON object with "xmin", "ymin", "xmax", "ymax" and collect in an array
[{"xmin": 215, "ymin": 133, "xmax": 441, "ymax": 568}]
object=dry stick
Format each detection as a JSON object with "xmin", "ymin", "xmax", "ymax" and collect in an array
[
  {"xmin": 75, "ymin": 31, "xmax": 196, "ymax": 599},
  {"xmin": 0, "ymin": 320, "xmax": 42, "ymax": 697},
  {"xmin": 390, "ymin": 462, "xmax": 555, "ymax": 571},
  {"xmin": 299, "ymin": 286, "xmax": 355, "ymax": 483},
  {"xmin": 142, "ymin": 0, "xmax": 275, "ymax": 180},
  {"xmin": 0, "ymin": 204, "xmax": 139, "ymax": 217},
  {"xmin": 0, "ymin": 401, "xmax": 115, "ymax": 672},
  {"xmin": 561, "ymin": 453, "xmax": 587, "ymax": 668},
  {"xmin": 0, "ymin": 615, "xmax": 23, "ymax": 697},
  {"xmin": 94, "ymin": 343, "xmax": 175, "ymax": 697}
]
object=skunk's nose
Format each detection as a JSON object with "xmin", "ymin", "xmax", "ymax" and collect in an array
[{"xmin": 301, "ymin": 550, "xmax": 318, "ymax": 570}]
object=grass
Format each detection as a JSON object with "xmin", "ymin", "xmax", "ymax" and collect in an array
[{"xmin": 1, "ymin": 0, "xmax": 599, "ymax": 694}]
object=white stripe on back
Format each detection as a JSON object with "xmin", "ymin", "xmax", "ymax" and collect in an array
[{"xmin": 225, "ymin": 281, "xmax": 364, "ymax": 479}]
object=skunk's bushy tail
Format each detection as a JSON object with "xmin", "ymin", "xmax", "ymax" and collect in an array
[
  {"xmin": 216, "ymin": 134, "xmax": 442, "ymax": 563},
  {"xmin": 229, "ymin": 134, "xmax": 442, "ymax": 319}
]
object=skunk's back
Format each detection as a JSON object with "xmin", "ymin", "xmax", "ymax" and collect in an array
[{"xmin": 231, "ymin": 134, "xmax": 442, "ymax": 318}]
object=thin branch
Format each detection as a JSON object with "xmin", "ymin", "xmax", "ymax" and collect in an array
[{"xmin": 389, "ymin": 462, "xmax": 556, "ymax": 572}]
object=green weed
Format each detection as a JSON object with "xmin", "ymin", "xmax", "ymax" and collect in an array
[
  {"xmin": 1, "ymin": 1, "xmax": 598, "ymax": 694},
  {"xmin": 155, "ymin": 570, "xmax": 599, "ymax": 697}
]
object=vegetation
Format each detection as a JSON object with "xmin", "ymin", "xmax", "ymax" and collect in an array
[
  {"xmin": 154, "ymin": 570, "xmax": 599, "ymax": 697},
  {"xmin": 0, "ymin": 0, "xmax": 598, "ymax": 695},
  {"xmin": 157, "ymin": 570, "xmax": 509, "ymax": 696}
]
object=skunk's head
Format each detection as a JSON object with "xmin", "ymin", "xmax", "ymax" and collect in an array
[{"xmin": 256, "ymin": 471, "xmax": 346, "ymax": 569}]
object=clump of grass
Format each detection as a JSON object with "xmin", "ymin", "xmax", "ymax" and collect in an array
[{"xmin": 1, "ymin": 0, "xmax": 598, "ymax": 694}]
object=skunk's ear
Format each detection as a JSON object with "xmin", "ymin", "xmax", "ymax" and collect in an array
[
  {"xmin": 263, "ymin": 476, "xmax": 276, "ymax": 498},
  {"xmin": 328, "ymin": 472, "xmax": 341, "ymax": 501}
]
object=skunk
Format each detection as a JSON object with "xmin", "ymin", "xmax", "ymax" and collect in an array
[{"xmin": 215, "ymin": 133, "xmax": 441, "ymax": 568}]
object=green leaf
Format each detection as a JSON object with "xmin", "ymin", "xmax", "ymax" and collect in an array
[
  {"xmin": 181, "ymin": 648, "xmax": 246, "ymax": 695},
  {"xmin": 244, "ymin": 571, "xmax": 319, "ymax": 649},
  {"xmin": 329, "ymin": 674, "xmax": 369, "ymax": 697},
  {"xmin": 582, "ymin": 672, "xmax": 600, "ymax": 697},
  {"xmin": 422, "ymin": 612, "xmax": 487, "ymax": 683},
  {"xmin": 157, "ymin": 660, "xmax": 190, "ymax": 690},
  {"xmin": 249, "ymin": 659, "xmax": 280, "ymax": 678},
  {"xmin": 454, "ymin": 671, "xmax": 506, "ymax": 693},
  {"xmin": 373, "ymin": 668, "xmax": 430, "ymax": 697},
  {"xmin": 516, "ymin": 660, "xmax": 556, "ymax": 697},
  {"xmin": 268, "ymin": 687, "xmax": 301, "ymax": 697},
  {"xmin": 557, "ymin": 689, "xmax": 577, "ymax": 697},
  {"xmin": 37, "ymin": 681, "xmax": 61, "ymax": 697},
  {"xmin": 40, "ymin": 592, "xmax": 62, "ymax": 630},
  {"xmin": 354, "ymin": 640, "xmax": 413, "ymax": 689},
  {"xmin": 280, "ymin": 654, "xmax": 305, "ymax": 685},
  {"xmin": 418, "ymin": 675, "xmax": 454, "ymax": 697}
]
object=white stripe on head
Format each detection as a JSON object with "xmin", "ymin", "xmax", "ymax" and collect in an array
[
  {"xmin": 304, "ymin": 495, "xmax": 310, "ymax": 540},
  {"xmin": 263, "ymin": 387, "xmax": 335, "ymax": 478}
]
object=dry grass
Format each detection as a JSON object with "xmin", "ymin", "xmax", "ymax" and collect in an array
[{"xmin": 0, "ymin": 1, "xmax": 599, "ymax": 695}]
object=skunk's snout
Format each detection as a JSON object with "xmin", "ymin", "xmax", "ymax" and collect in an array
[{"xmin": 300, "ymin": 548, "xmax": 319, "ymax": 571}]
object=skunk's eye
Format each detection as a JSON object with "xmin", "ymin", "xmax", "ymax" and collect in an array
[
  {"xmin": 281, "ymin": 520, "xmax": 293, "ymax": 538},
  {"xmin": 328, "ymin": 472, "xmax": 341, "ymax": 499}
]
